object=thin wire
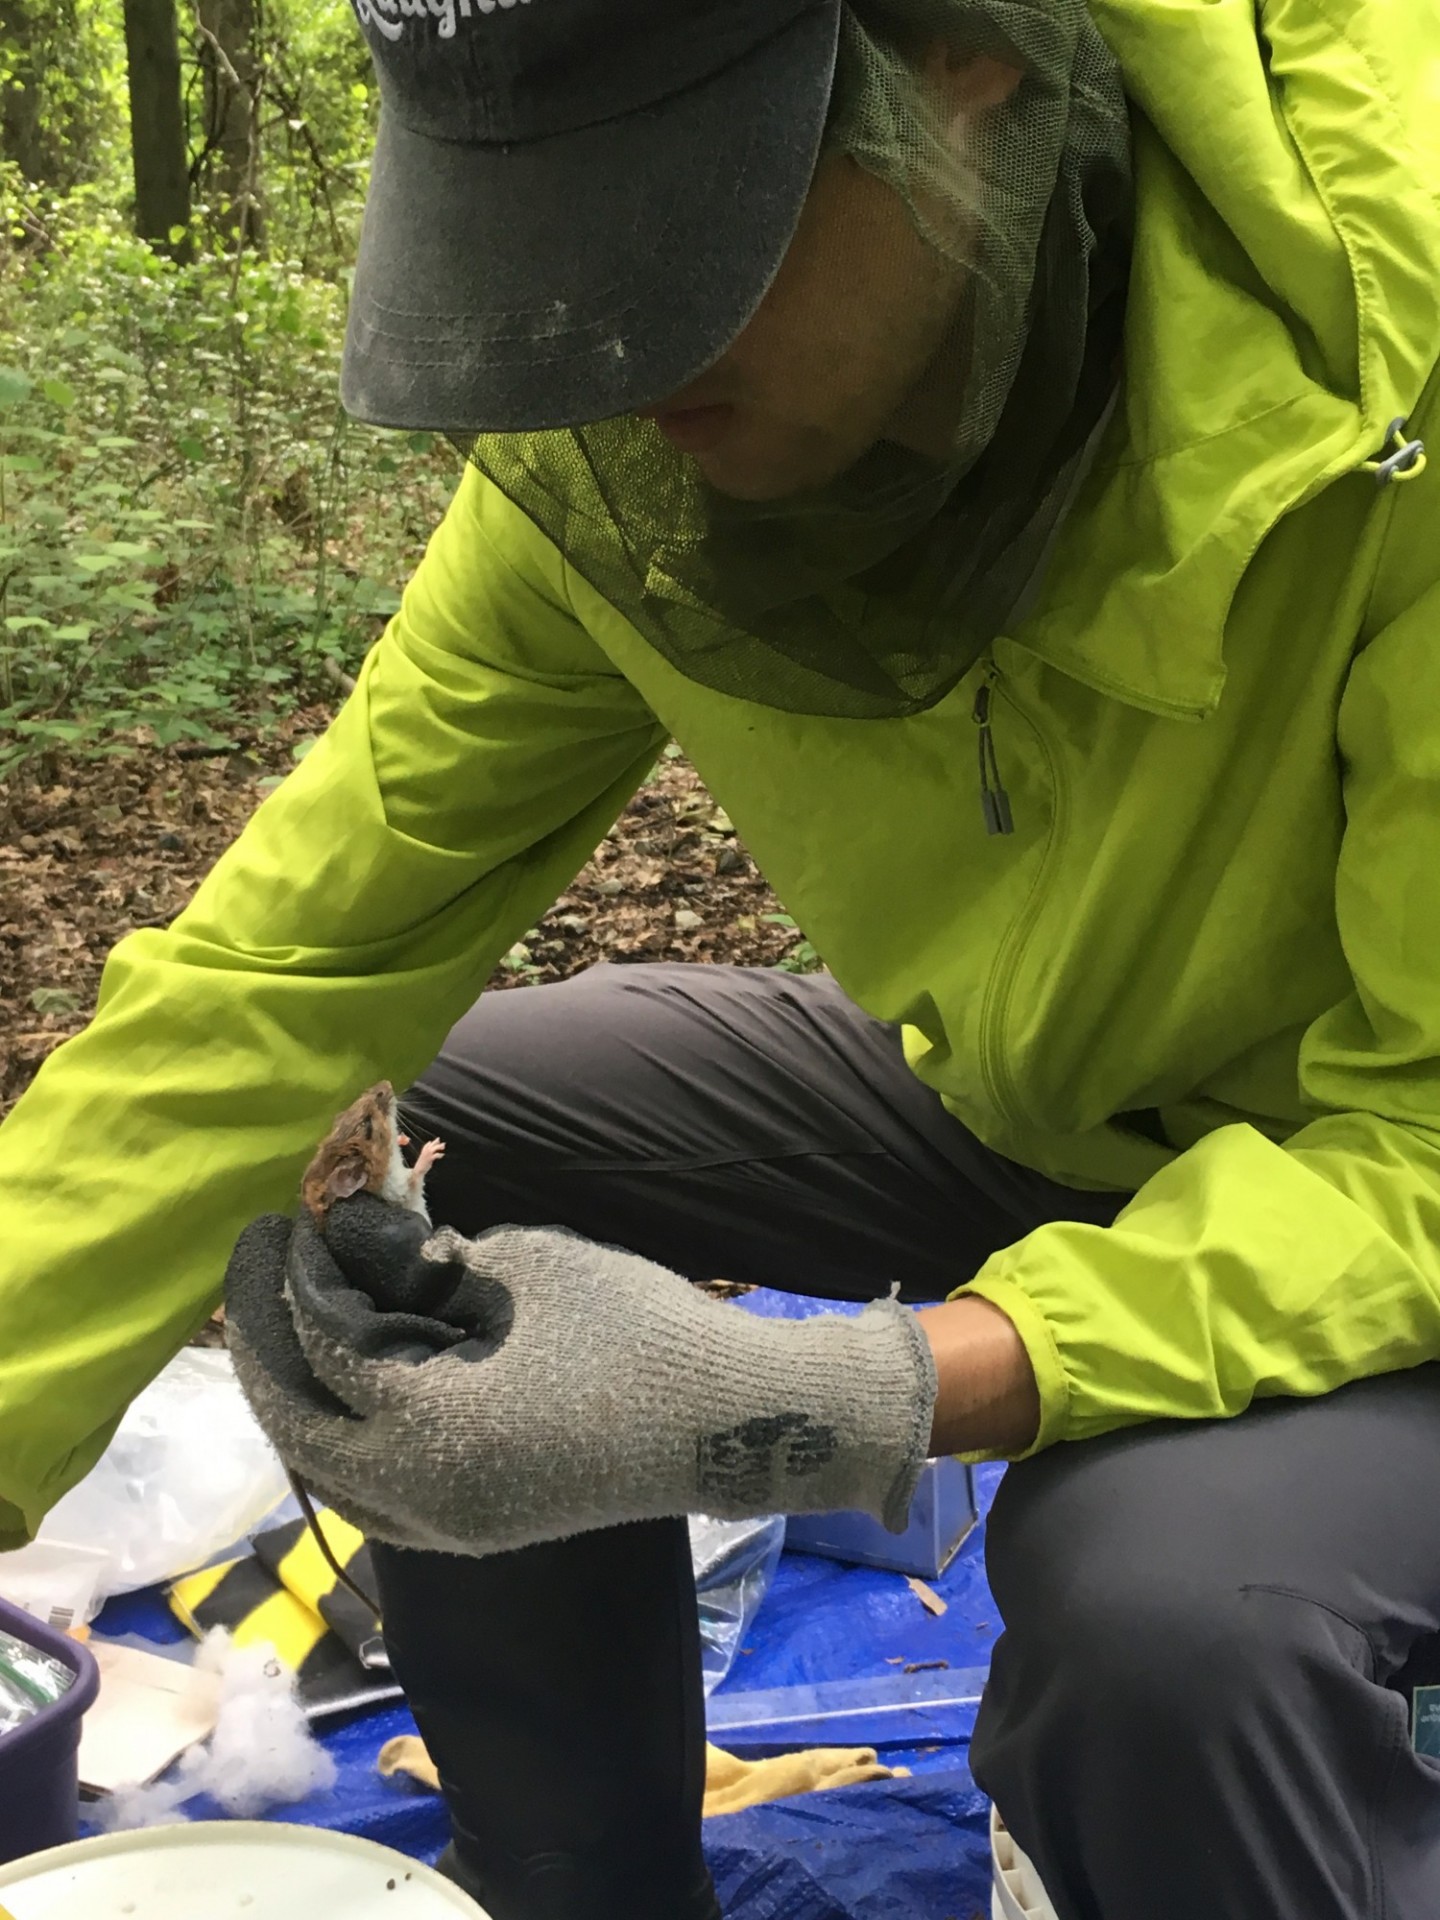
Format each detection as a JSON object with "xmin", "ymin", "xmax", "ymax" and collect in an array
[{"xmin": 286, "ymin": 1468, "xmax": 384, "ymax": 1622}]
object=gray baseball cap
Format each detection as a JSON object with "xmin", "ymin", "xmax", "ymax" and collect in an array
[{"xmin": 340, "ymin": 0, "xmax": 842, "ymax": 433}]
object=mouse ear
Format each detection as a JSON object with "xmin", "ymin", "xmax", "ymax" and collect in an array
[{"xmin": 326, "ymin": 1153, "xmax": 369, "ymax": 1203}]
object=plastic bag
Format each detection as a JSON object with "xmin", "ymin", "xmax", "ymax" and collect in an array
[
  {"xmin": 690, "ymin": 1514, "xmax": 785, "ymax": 1695},
  {"xmin": 0, "ymin": 1538, "xmax": 110, "ymax": 1636},
  {"xmin": 0, "ymin": 1350, "xmax": 291, "ymax": 1625}
]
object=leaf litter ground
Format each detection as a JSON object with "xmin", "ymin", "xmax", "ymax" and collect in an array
[{"xmin": 1, "ymin": 722, "xmax": 808, "ymax": 1121}]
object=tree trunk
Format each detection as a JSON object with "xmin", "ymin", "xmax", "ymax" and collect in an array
[
  {"xmin": 121, "ymin": 0, "xmax": 191, "ymax": 256},
  {"xmin": 197, "ymin": 0, "xmax": 261, "ymax": 248}
]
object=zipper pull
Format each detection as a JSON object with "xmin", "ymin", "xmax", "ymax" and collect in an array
[{"xmin": 973, "ymin": 669, "xmax": 1014, "ymax": 836}]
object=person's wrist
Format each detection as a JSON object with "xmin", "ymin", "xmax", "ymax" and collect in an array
[{"xmin": 916, "ymin": 1294, "xmax": 1040, "ymax": 1456}]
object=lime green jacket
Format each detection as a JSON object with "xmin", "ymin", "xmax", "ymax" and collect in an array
[{"xmin": 3, "ymin": 0, "xmax": 1440, "ymax": 1545}]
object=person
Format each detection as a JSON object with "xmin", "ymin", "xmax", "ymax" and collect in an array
[{"xmin": 4, "ymin": 0, "xmax": 1440, "ymax": 1913}]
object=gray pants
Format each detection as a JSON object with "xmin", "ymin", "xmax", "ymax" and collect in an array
[{"xmin": 398, "ymin": 963, "xmax": 1440, "ymax": 1920}]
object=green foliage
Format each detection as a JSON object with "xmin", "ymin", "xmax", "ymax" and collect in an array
[
  {"xmin": 0, "ymin": 0, "xmax": 454, "ymax": 786},
  {"xmin": 0, "ymin": 0, "xmax": 125, "ymax": 192},
  {"xmin": 252, "ymin": 0, "xmax": 377, "ymax": 269},
  {"xmin": 0, "ymin": 181, "xmax": 452, "ymax": 782},
  {"xmin": 762, "ymin": 913, "xmax": 824, "ymax": 974},
  {"xmin": 499, "ymin": 931, "xmax": 547, "ymax": 984}
]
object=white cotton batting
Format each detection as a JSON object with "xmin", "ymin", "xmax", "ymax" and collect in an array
[{"xmin": 97, "ymin": 1630, "xmax": 337, "ymax": 1830}]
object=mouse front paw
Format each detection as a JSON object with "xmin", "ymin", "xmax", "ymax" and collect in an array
[{"xmin": 414, "ymin": 1137, "xmax": 447, "ymax": 1177}]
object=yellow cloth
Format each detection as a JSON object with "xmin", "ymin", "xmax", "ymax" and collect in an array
[
  {"xmin": 170, "ymin": 1555, "xmax": 326, "ymax": 1669},
  {"xmin": 378, "ymin": 1733, "xmax": 902, "ymax": 1817},
  {"xmin": 169, "ymin": 1509, "xmax": 371, "ymax": 1667},
  {"xmin": 701, "ymin": 1742, "xmax": 904, "ymax": 1815}
]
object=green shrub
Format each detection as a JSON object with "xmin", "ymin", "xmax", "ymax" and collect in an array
[{"xmin": 0, "ymin": 183, "xmax": 452, "ymax": 782}]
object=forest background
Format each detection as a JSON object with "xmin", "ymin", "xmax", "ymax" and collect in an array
[{"xmin": 0, "ymin": 0, "xmax": 813, "ymax": 1117}]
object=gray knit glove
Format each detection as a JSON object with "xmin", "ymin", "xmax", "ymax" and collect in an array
[{"xmin": 225, "ymin": 1195, "xmax": 936, "ymax": 1558}]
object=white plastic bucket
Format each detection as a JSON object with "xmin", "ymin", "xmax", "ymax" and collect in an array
[
  {"xmin": 0, "ymin": 1821, "xmax": 487, "ymax": 1918},
  {"xmin": 991, "ymin": 1804, "xmax": 1059, "ymax": 1920}
]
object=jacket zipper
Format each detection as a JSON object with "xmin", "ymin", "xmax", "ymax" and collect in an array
[
  {"xmin": 973, "ymin": 660, "xmax": 1064, "ymax": 1133},
  {"xmin": 973, "ymin": 665, "xmax": 1014, "ymax": 835}
]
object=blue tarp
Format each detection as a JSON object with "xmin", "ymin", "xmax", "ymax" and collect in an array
[{"xmin": 84, "ymin": 1288, "xmax": 1003, "ymax": 1917}]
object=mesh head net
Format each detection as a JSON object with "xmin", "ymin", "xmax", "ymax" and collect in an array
[{"xmin": 463, "ymin": 0, "xmax": 1132, "ymax": 719}]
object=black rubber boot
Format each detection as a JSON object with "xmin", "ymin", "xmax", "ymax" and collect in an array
[{"xmin": 372, "ymin": 1521, "xmax": 721, "ymax": 1920}]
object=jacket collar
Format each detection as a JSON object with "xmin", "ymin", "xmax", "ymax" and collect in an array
[{"xmin": 1010, "ymin": 0, "xmax": 1440, "ymax": 719}]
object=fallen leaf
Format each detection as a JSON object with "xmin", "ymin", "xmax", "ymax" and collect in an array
[
  {"xmin": 2, "ymin": 744, "xmax": 798, "ymax": 1121},
  {"xmin": 29, "ymin": 987, "xmax": 81, "ymax": 1015},
  {"xmin": 906, "ymin": 1577, "xmax": 948, "ymax": 1618}
]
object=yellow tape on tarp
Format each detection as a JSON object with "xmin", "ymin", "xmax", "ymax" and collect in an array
[{"xmin": 170, "ymin": 1557, "xmax": 327, "ymax": 1670}]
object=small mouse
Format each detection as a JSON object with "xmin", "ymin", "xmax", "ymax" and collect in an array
[{"xmin": 301, "ymin": 1080, "xmax": 445, "ymax": 1227}]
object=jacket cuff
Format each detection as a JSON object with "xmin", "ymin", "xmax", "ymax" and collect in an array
[{"xmin": 949, "ymin": 1271, "xmax": 1071, "ymax": 1459}]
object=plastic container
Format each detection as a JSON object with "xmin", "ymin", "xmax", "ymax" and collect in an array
[
  {"xmin": 785, "ymin": 1455, "xmax": 978, "ymax": 1577},
  {"xmin": 0, "ymin": 1820, "xmax": 487, "ymax": 1917},
  {"xmin": 0, "ymin": 1594, "xmax": 100, "ymax": 1866},
  {"xmin": 707, "ymin": 1665, "xmax": 987, "ymax": 1754}
]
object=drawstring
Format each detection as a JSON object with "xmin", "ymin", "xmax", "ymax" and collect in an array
[
  {"xmin": 1362, "ymin": 417, "xmax": 1427, "ymax": 487},
  {"xmin": 287, "ymin": 1467, "xmax": 386, "ymax": 1650},
  {"xmin": 973, "ymin": 667, "xmax": 1014, "ymax": 836}
]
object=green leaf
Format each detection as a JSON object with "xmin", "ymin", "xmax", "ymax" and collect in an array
[
  {"xmin": 40, "ymin": 377, "xmax": 76, "ymax": 410},
  {"xmin": 178, "ymin": 437, "xmax": 205, "ymax": 461},
  {"xmin": 773, "ymin": 934, "xmax": 822, "ymax": 974},
  {"xmin": 406, "ymin": 431, "xmax": 434, "ymax": 455},
  {"xmin": 0, "ymin": 367, "xmax": 32, "ymax": 409},
  {"xmin": 168, "ymin": 224, "xmax": 189, "ymax": 246},
  {"xmin": 29, "ymin": 987, "xmax": 81, "ymax": 1015},
  {"xmin": 97, "ymin": 584, "xmax": 160, "ymax": 609},
  {"xmin": 4, "ymin": 615, "xmax": 51, "ymax": 632},
  {"xmin": 349, "ymin": 579, "xmax": 402, "ymax": 617},
  {"xmin": 69, "ymin": 552, "xmax": 122, "ymax": 572},
  {"xmin": 290, "ymin": 736, "xmax": 317, "ymax": 762}
]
